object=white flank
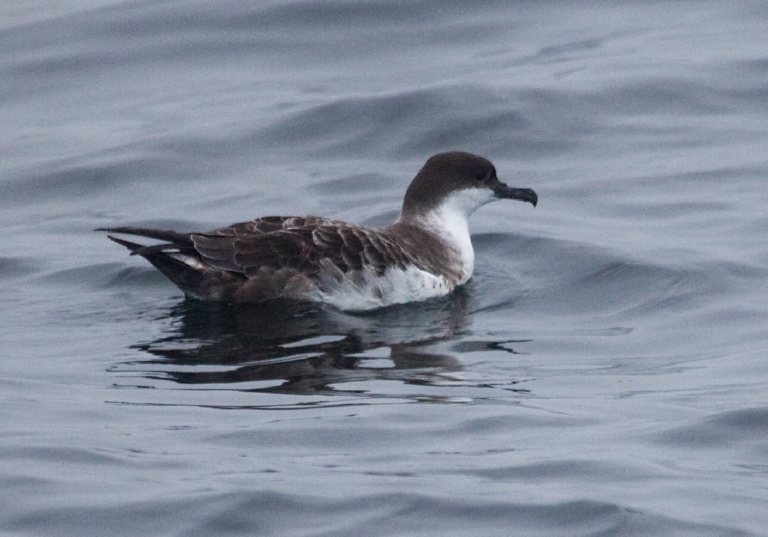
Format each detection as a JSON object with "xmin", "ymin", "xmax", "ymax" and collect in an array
[{"xmin": 321, "ymin": 265, "xmax": 452, "ymax": 311}]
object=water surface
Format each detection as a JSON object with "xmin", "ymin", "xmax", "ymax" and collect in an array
[{"xmin": 2, "ymin": 1, "xmax": 768, "ymax": 535}]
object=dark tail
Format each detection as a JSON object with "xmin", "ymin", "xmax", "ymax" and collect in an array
[
  {"xmin": 97, "ymin": 227, "xmax": 232, "ymax": 300},
  {"xmin": 96, "ymin": 226, "xmax": 195, "ymax": 252}
]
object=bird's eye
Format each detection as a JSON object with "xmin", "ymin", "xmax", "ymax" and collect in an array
[{"xmin": 476, "ymin": 171, "xmax": 494, "ymax": 184}]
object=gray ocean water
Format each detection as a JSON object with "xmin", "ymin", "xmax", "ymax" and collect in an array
[{"xmin": 2, "ymin": 1, "xmax": 768, "ymax": 535}]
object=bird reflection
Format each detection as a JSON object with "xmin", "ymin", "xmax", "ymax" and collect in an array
[{"xmin": 119, "ymin": 289, "xmax": 477, "ymax": 399}]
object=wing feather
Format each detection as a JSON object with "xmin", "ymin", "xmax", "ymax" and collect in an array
[{"xmin": 189, "ymin": 216, "xmax": 416, "ymax": 281}]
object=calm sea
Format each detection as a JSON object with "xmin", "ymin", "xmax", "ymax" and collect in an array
[{"xmin": 2, "ymin": 1, "xmax": 767, "ymax": 535}]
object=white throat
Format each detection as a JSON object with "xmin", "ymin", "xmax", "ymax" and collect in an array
[{"xmin": 401, "ymin": 188, "xmax": 497, "ymax": 284}]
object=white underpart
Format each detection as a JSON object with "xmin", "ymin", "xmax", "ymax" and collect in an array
[
  {"xmin": 170, "ymin": 252, "xmax": 205, "ymax": 269},
  {"xmin": 411, "ymin": 187, "xmax": 498, "ymax": 285},
  {"xmin": 323, "ymin": 187, "xmax": 499, "ymax": 311},
  {"xmin": 321, "ymin": 264, "xmax": 451, "ymax": 311}
]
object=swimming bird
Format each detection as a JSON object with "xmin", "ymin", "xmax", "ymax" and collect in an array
[{"xmin": 98, "ymin": 151, "xmax": 537, "ymax": 311}]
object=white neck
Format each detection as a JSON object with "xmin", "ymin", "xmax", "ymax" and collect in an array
[{"xmin": 399, "ymin": 188, "xmax": 497, "ymax": 283}]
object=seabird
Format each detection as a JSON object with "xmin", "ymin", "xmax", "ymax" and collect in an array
[{"xmin": 98, "ymin": 151, "xmax": 537, "ymax": 311}]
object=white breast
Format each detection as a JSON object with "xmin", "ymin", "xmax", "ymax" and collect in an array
[
  {"xmin": 319, "ymin": 188, "xmax": 496, "ymax": 311},
  {"xmin": 320, "ymin": 264, "xmax": 454, "ymax": 311},
  {"xmin": 412, "ymin": 188, "xmax": 497, "ymax": 285}
]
